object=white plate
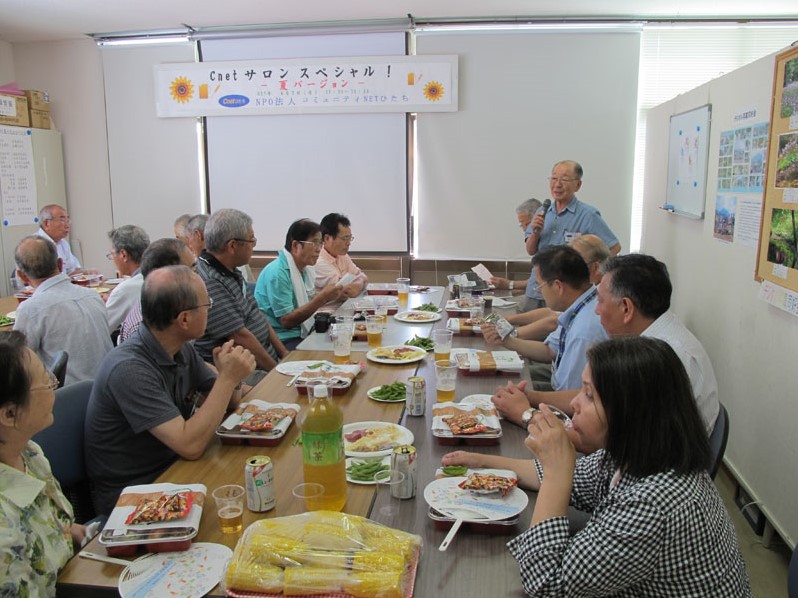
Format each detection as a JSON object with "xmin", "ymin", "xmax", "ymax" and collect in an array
[
  {"xmin": 105, "ymin": 277, "xmax": 126, "ymax": 285},
  {"xmin": 274, "ymin": 360, "xmax": 333, "ymax": 376},
  {"xmin": 118, "ymin": 542, "xmax": 232, "ymax": 598},
  {"xmin": 393, "ymin": 310, "xmax": 442, "ymax": 323},
  {"xmin": 367, "ymin": 385, "xmax": 407, "ymax": 403},
  {"xmin": 343, "ymin": 421, "xmax": 414, "ymax": 457},
  {"xmin": 491, "ymin": 297, "xmax": 518, "ymax": 308},
  {"xmin": 458, "ymin": 394, "xmax": 496, "ymax": 410},
  {"xmin": 345, "ymin": 455, "xmax": 391, "ymax": 485},
  {"xmin": 366, "ymin": 346, "xmax": 427, "ymax": 365},
  {"xmin": 423, "ymin": 476, "xmax": 528, "ymax": 522},
  {"xmin": 4, "ymin": 311, "xmax": 16, "ymax": 321}
]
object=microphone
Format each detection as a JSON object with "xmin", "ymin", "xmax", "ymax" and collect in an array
[{"xmin": 533, "ymin": 199, "xmax": 551, "ymax": 235}]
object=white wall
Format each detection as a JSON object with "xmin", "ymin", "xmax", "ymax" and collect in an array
[
  {"xmin": 642, "ymin": 51, "xmax": 798, "ymax": 546},
  {"xmin": 0, "ymin": 40, "xmax": 15, "ymax": 83},
  {"xmin": 12, "ymin": 39, "xmax": 115, "ymax": 275}
]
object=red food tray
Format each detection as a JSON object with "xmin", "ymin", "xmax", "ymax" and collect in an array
[
  {"xmin": 434, "ymin": 435, "xmax": 500, "ymax": 446},
  {"xmin": 457, "ymin": 368, "xmax": 521, "ymax": 377},
  {"xmin": 106, "ymin": 538, "xmax": 193, "ymax": 557},
  {"xmin": 295, "ymin": 382, "xmax": 352, "ymax": 396}
]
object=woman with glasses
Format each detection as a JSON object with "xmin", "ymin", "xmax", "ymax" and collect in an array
[
  {"xmin": 443, "ymin": 337, "xmax": 751, "ymax": 597},
  {"xmin": 0, "ymin": 330, "xmax": 86, "ymax": 596}
]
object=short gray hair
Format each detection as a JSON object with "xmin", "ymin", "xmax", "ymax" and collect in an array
[
  {"xmin": 15, "ymin": 236, "xmax": 58, "ymax": 279},
  {"xmin": 108, "ymin": 225, "xmax": 150, "ymax": 264},
  {"xmin": 204, "ymin": 209, "xmax": 253, "ymax": 253},
  {"xmin": 186, "ymin": 214, "xmax": 208, "ymax": 235},
  {"xmin": 516, "ymin": 198, "xmax": 543, "ymax": 216},
  {"xmin": 570, "ymin": 234, "xmax": 610, "ymax": 266},
  {"xmin": 553, "ymin": 160, "xmax": 583, "ymax": 180}
]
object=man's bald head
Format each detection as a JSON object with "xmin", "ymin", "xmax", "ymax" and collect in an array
[
  {"xmin": 142, "ymin": 265, "xmax": 202, "ymax": 331},
  {"xmin": 15, "ymin": 236, "xmax": 59, "ymax": 280}
]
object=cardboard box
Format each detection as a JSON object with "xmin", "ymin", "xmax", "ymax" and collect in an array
[
  {"xmin": 24, "ymin": 90, "xmax": 50, "ymax": 112},
  {"xmin": 0, "ymin": 93, "xmax": 30, "ymax": 127},
  {"xmin": 29, "ymin": 108, "xmax": 51, "ymax": 129}
]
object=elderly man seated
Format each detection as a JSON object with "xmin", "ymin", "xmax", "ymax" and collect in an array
[
  {"xmin": 85, "ymin": 265, "xmax": 256, "ymax": 515},
  {"xmin": 36, "ymin": 204, "xmax": 87, "ymax": 275},
  {"xmin": 13, "ymin": 236, "xmax": 112, "ymax": 385},
  {"xmin": 315, "ymin": 213, "xmax": 367, "ymax": 300},
  {"xmin": 255, "ymin": 219, "xmax": 345, "ymax": 349},
  {"xmin": 195, "ymin": 209, "xmax": 287, "ymax": 374},
  {"xmin": 105, "ymin": 225, "xmax": 150, "ymax": 332}
]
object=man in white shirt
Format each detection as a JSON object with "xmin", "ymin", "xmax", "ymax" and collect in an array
[
  {"xmin": 13, "ymin": 235, "xmax": 112, "ymax": 385},
  {"xmin": 594, "ymin": 253, "xmax": 719, "ymax": 434},
  {"xmin": 314, "ymin": 212, "xmax": 367, "ymax": 298},
  {"xmin": 105, "ymin": 225, "xmax": 150, "ymax": 331},
  {"xmin": 36, "ymin": 204, "xmax": 85, "ymax": 275}
]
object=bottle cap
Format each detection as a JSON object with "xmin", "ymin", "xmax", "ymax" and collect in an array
[{"xmin": 312, "ymin": 383, "xmax": 329, "ymax": 399}]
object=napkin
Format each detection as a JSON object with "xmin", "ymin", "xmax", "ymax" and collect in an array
[
  {"xmin": 454, "ymin": 350, "xmax": 524, "ymax": 373},
  {"xmin": 446, "ymin": 318, "xmax": 483, "ymax": 335}
]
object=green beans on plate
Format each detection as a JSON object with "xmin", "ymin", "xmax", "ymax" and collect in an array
[
  {"xmin": 441, "ymin": 465, "xmax": 468, "ymax": 477},
  {"xmin": 369, "ymin": 382, "xmax": 407, "ymax": 402},
  {"xmin": 0, "ymin": 315, "xmax": 13, "ymax": 327},
  {"xmin": 415, "ymin": 302, "xmax": 440, "ymax": 312},
  {"xmin": 347, "ymin": 457, "xmax": 390, "ymax": 481},
  {"xmin": 405, "ymin": 336, "xmax": 434, "ymax": 351}
]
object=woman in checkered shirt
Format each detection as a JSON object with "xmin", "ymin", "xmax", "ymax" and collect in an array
[{"xmin": 443, "ymin": 337, "xmax": 751, "ymax": 596}]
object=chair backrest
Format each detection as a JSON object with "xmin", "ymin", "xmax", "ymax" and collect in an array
[
  {"xmin": 789, "ymin": 542, "xmax": 798, "ymax": 598},
  {"xmin": 31, "ymin": 379, "xmax": 92, "ymax": 488},
  {"xmin": 708, "ymin": 402, "xmax": 729, "ymax": 480},
  {"xmin": 49, "ymin": 350, "xmax": 69, "ymax": 389}
]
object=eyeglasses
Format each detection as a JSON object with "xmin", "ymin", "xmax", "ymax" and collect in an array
[
  {"xmin": 232, "ymin": 238, "xmax": 257, "ymax": 245},
  {"xmin": 45, "ymin": 216, "xmax": 71, "ymax": 224},
  {"xmin": 548, "ymin": 176, "xmax": 578, "ymax": 185},
  {"xmin": 105, "ymin": 250, "xmax": 118, "ymax": 260},
  {"xmin": 298, "ymin": 239, "xmax": 323, "ymax": 248},
  {"xmin": 338, "ymin": 235, "xmax": 355, "ymax": 242},
  {"xmin": 31, "ymin": 370, "xmax": 59, "ymax": 392},
  {"xmin": 533, "ymin": 279, "xmax": 552, "ymax": 293},
  {"xmin": 183, "ymin": 297, "xmax": 214, "ymax": 313}
]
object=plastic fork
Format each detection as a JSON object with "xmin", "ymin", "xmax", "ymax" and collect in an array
[
  {"xmin": 436, "ymin": 506, "xmax": 489, "ymax": 552},
  {"xmin": 79, "ymin": 551, "xmax": 158, "ymax": 578}
]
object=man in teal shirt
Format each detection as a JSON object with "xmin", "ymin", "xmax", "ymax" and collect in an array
[{"xmin": 255, "ymin": 219, "xmax": 345, "ymax": 349}]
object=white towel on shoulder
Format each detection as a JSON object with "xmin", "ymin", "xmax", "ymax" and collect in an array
[{"xmin": 282, "ymin": 248, "xmax": 317, "ymax": 338}]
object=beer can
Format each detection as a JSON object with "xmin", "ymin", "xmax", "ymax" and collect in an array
[
  {"xmin": 406, "ymin": 376, "xmax": 426, "ymax": 417},
  {"xmin": 390, "ymin": 445, "xmax": 417, "ymax": 499},
  {"xmin": 245, "ymin": 455, "xmax": 275, "ymax": 512}
]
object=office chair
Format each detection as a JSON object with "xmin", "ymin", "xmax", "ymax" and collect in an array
[
  {"xmin": 32, "ymin": 379, "xmax": 94, "ymax": 522},
  {"xmin": 708, "ymin": 403, "xmax": 729, "ymax": 480},
  {"xmin": 49, "ymin": 350, "xmax": 68, "ymax": 388}
]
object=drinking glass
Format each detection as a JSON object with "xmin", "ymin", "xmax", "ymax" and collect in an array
[
  {"xmin": 292, "ymin": 483, "xmax": 326, "ymax": 511},
  {"xmin": 374, "ymin": 299, "xmax": 389, "ymax": 329},
  {"xmin": 365, "ymin": 315, "xmax": 382, "ymax": 347},
  {"xmin": 432, "ymin": 329, "xmax": 453, "ymax": 363},
  {"xmin": 212, "ymin": 484, "xmax": 245, "ymax": 533},
  {"xmin": 396, "ymin": 277, "xmax": 410, "ymax": 303},
  {"xmin": 373, "ymin": 469, "xmax": 406, "ymax": 521},
  {"xmin": 435, "ymin": 360, "xmax": 458, "ymax": 402},
  {"xmin": 330, "ymin": 323, "xmax": 353, "ymax": 363}
]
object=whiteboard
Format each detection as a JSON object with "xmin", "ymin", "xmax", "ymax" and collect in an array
[{"xmin": 665, "ymin": 104, "xmax": 711, "ymax": 219}]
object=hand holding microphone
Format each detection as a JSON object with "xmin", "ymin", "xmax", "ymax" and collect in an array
[{"xmin": 532, "ymin": 199, "xmax": 552, "ymax": 235}]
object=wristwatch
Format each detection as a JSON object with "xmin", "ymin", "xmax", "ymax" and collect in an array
[
  {"xmin": 521, "ymin": 407, "xmax": 536, "ymax": 427},
  {"xmin": 508, "ymin": 280, "xmax": 515, "ymax": 290}
]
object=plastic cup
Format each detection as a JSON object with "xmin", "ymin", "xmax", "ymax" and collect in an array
[
  {"xmin": 396, "ymin": 277, "xmax": 410, "ymax": 303},
  {"xmin": 432, "ymin": 329, "xmax": 453, "ymax": 363},
  {"xmin": 331, "ymin": 323, "xmax": 353, "ymax": 363},
  {"xmin": 292, "ymin": 482, "xmax": 326, "ymax": 511},
  {"xmin": 366, "ymin": 315, "xmax": 382, "ymax": 347},
  {"xmin": 435, "ymin": 359, "xmax": 458, "ymax": 402},
  {"xmin": 374, "ymin": 300, "xmax": 389, "ymax": 329},
  {"xmin": 212, "ymin": 484, "xmax": 245, "ymax": 533},
  {"xmin": 374, "ymin": 469, "xmax": 406, "ymax": 519}
]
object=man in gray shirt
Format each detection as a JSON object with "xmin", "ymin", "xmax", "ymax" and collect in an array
[
  {"xmin": 13, "ymin": 235, "xmax": 112, "ymax": 385},
  {"xmin": 85, "ymin": 265, "xmax": 256, "ymax": 515}
]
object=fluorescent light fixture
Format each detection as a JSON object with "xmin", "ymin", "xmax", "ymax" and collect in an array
[{"xmin": 92, "ymin": 29, "xmax": 190, "ymax": 46}]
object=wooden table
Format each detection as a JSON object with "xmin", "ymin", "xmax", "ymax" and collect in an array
[{"xmin": 57, "ymin": 288, "xmax": 534, "ymax": 597}]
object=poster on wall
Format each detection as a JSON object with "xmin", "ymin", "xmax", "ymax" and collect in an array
[
  {"xmin": 717, "ymin": 122, "xmax": 768, "ymax": 193},
  {"xmin": 0, "ymin": 125, "xmax": 38, "ymax": 227},
  {"xmin": 756, "ymin": 45, "xmax": 798, "ymax": 294},
  {"xmin": 665, "ymin": 104, "xmax": 711, "ymax": 218}
]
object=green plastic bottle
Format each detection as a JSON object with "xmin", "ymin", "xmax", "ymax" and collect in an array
[{"xmin": 300, "ymin": 384, "xmax": 346, "ymax": 511}]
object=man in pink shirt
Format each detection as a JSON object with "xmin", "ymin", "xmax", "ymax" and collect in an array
[{"xmin": 314, "ymin": 213, "xmax": 367, "ymax": 299}]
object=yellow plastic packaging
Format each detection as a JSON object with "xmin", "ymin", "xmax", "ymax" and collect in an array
[{"xmin": 224, "ymin": 511, "xmax": 422, "ymax": 597}]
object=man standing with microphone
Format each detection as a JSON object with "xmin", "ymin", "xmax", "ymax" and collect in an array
[{"xmin": 493, "ymin": 160, "xmax": 621, "ymax": 311}]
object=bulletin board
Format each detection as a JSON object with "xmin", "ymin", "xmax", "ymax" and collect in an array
[
  {"xmin": 664, "ymin": 104, "xmax": 712, "ymax": 218},
  {"xmin": 756, "ymin": 44, "xmax": 798, "ymax": 293}
]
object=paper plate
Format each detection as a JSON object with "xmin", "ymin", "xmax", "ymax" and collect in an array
[
  {"xmin": 367, "ymin": 385, "xmax": 407, "ymax": 403},
  {"xmin": 274, "ymin": 360, "xmax": 333, "ymax": 376},
  {"xmin": 394, "ymin": 310, "xmax": 442, "ymax": 323},
  {"xmin": 343, "ymin": 421, "xmax": 414, "ymax": 457},
  {"xmin": 118, "ymin": 542, "xmax": 232, "ymax": 598},
  {"xmin": 491, "ymin": 297, "xmax": 518, "ymax": 308},
  {"xmin": 366, "ymin": 346, "xmax": 427, "ymax": 365},
  {"xmin": 423, "ymin": 477, "xmax": 528, "ymax": 522},
  {"xmin": 345, "ymin": 455, "xmax": 392, "ymax": 485}
]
